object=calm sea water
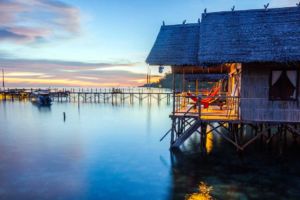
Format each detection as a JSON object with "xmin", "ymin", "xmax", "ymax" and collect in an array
[{"xmin": 0, "ymin": 101, "xmax": 300, "ymax": 200}]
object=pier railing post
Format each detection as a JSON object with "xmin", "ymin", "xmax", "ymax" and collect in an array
[
  {"xmin": 198, "ymin": 97, "xmax": 201, "ymax": 119},
  {"xmin": 172, "ymin": 73, "xmax": 176, "ymax": 115}
]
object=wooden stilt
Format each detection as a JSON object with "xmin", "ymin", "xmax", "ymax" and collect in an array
[{"xmin": 200, "ymin": 122, "xmax": 207, "ymax": 154}]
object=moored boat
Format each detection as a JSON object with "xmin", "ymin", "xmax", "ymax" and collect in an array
[{"xmin": 30, "ymin": 90, "xmax": 52, "ymax": 106}]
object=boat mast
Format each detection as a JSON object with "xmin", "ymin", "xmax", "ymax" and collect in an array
[{"xmin": 2, "ymin": 69, "xmax": 4, "ymax": 90}]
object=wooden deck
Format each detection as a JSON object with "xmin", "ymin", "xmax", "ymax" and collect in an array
[{"xmin": 171, "ymin": 104, "xmax": 239, "ymax": 121}]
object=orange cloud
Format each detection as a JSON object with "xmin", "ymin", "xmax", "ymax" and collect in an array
[
  {"xmin": 4, "ymin": 77, "xmax": 122, "ymax": 87},
  {"xmin": 0, "ymin": 59, "xmax": 162, "ymax": 87},
  {"xmin": 5, "ymin": 72, "xmax": 46, "ymax": 77}
]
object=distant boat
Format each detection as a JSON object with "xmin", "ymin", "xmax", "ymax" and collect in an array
[
  {"xmin": 30, "ymin": 90, "xmax": 52, "ymax": 106},
  {"xmin": 112, "ymin": 88, "xmax": 122, "ymax": 94}
]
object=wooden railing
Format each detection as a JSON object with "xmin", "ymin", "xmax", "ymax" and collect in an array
[{"xmin": 173, "ymin": 92, "xmax": 240, "ymax": 120}]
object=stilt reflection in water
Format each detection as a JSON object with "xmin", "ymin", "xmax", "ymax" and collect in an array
[{"xmin": 206, "ymin": 132, "xmax": 213, "ymax": 154}]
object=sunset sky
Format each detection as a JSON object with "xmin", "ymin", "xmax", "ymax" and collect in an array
[{"xmin": 0, "ymin": 0, "xmax": 298, "ymax": 87}]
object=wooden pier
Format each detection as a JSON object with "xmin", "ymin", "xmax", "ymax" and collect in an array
[{"xmin": 0, "ymin": 88, "xmax": 172, "ymax": 105}]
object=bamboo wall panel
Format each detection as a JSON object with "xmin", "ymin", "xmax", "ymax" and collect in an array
[{"xmin": 241, "ymin": 63, "xmax": 300, "ymax": 122}]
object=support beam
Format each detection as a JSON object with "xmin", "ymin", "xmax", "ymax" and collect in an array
[{"xmin": 171, "ymin": 120, "xmax": 202, "ymax": 149}]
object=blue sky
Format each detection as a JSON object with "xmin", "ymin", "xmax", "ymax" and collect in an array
[{"xmin": 0, "ymin": 0, "xmax": 298, "ymax": 87}]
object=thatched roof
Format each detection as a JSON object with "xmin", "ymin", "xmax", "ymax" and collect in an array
[
  {"xmin": 199, "ymin": 7, "xmax": 300, "ymax": 65},
  {"xmin": 146, "ymin": 6, "xmax": 300, "ymax": 66},
  {"xmin": 146, "ymin": 23, "xmax": 200, "ymax": 66}
]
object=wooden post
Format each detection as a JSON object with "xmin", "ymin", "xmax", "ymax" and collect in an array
[
  {"xmin": 172, "ymin": 71, "xmax": 176, "ymax": 115},
  {"xmin": 139, "ymin": 93, "xmax": 142, "ymax": 103},
  {"xmin": 182, "ymin": 71, "xmax": 185, "ymax": 93},
  {"xmin": 279, "ymin": 125, "xmax": 283, "ymax": 156},
  {"xmin": 170, "ymin": 117, "xmax": 176, "ymax": 147},
  {"xmin": 234, "ymin": 124, "xmax": 240, "ymax": 152},
  {"xmin": 198, "ymin": 97, "xmax": 201, "ymax": 119},
  {"xmin": 177, "ymin": 118, "xmax": 181, "ymax": 137},
  {"xmin": 196, "ymin": 79, "xmax": 199, "ymax": 95},
  {"xmin": 283, "ymin": 125, "xmax": 287, "ymax": 151},
  {"xmin": 200, "ymin": 123, "xmax": 207, "ymax": 155},
  {"xmin": 2, "ymin": 69, "xmax": 5, "ymax": 90},
  {"xmin": 170, "ymin": 70, "xmax": 176, "ymax": 147}
]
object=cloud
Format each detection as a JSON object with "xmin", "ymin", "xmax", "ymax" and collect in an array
[
  {"xmin": 0, "ymin": 58, "xmax": 140, "ymax": 71},
  {"xmin": 0, "ymin": 58, "xmax": 152, "ymax": 87},
  {"xmin": 0, "ymin": 27, "xmax": 50, "ymax": 43},
  {"xmin": 0, "ymin": 28, "xmax": 25, "ymax": 41},
  {"xmin": 0, "ymin": 0, "xmax": 81, "ymax": 44},
  {"xmin": 5, "ymin": 72, "xmax": 46, "ymax": 77},
  {"xmin": 37, "ymin": 0, "xmax": 81, "ymax": 33},
  {"xmin": 0, "ymin": 0, "xmax": 27, "ymax": 24}
]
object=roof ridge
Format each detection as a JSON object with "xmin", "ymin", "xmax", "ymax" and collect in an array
[
  {"xmin": 203, "ymin": 6, "xmax": 300, "ymax": 16},
  {"xmin": 161, "ymin": 23, "xmax": 199, "ymax": 28}
]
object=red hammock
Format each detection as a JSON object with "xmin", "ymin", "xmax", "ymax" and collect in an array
[{"xmin": 187, "ymin": 86, "xmax": 221, "ymax": 108}]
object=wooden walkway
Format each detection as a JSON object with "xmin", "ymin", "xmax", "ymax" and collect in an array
[{"xmin": 0, "ymin": 88, "xmax": 172, "ymax": 104}]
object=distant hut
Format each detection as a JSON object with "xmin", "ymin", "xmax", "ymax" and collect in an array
[{"xmin": 146, "ymin": 6, "xmax": 300, "ymax": 151}]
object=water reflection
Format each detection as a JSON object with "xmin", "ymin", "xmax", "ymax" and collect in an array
[
  {"xmin": 186, "ymin": 182, "xmax": 213, "ymax": 200},
  {"xmin": 0, "ymin": 101, "xmax": 173, "ymax": 200},
  {"xmin": 31, "ymin": 103, "xmax": 52, "ymax": 112},
  {"xmin": 169, "ymin": 130, "xmax": 300, "ymax": 200},
  {"xmin": 206, "ymin": 133, "xmax": 213, "ymax": 154},
  {"xmin": 146, "ymin": 103, "xmax": 152, "ymax": 136},
  {"xmin": 179, "ymin": 131, "xmax": 213, "ymax": 154},
  {"xmin": 0, "ymin": 101, "xmax": 300, "ymax": 199}
]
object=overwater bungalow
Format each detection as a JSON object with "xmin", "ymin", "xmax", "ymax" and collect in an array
[{"xmin": 146, "ymin": 6, "xmax": 300, "ymax": 151}]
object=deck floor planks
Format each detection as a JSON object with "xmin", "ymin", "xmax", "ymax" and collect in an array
[{"xmin": 172, "ymin": 104, "xmax": 239, "ymax": 121}]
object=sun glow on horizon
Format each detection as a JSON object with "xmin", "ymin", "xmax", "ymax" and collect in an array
[
  {"xmin": 1, "ymin": 60, "xmax": 165, "ymax": 87},
  {"xmin": 3, "ymin": 73, "xmax": 163, "ymax": 88},
  {"xmin": 4, "ymin": 77, "xmax": 128, "ymax": 87}
]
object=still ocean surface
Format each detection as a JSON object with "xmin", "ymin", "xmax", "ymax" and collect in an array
[{"xmin": 0, "ymin": 101, "xmax": 299, "ymax": 199}]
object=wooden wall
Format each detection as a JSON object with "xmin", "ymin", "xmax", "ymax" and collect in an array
[{"xmin": 240, "ymin": 63, "xmax": 300, "ymax": 123}]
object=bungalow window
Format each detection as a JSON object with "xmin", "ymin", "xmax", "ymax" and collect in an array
[{"xmin": 269, "ymin": 70, "xmax": 298, "ymax": 101}]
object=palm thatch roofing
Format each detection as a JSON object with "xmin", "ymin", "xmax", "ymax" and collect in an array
[
  {"xmin": 199, "ymin": 7, "xmax": 300, "ymax": 65},
  {"xmin": 146, "ymin": 6, "xmax": 300, "ymax": 66},
  {"xmin": 146, "ymin": 23, "xmax": 200, "ymax": 66}
]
